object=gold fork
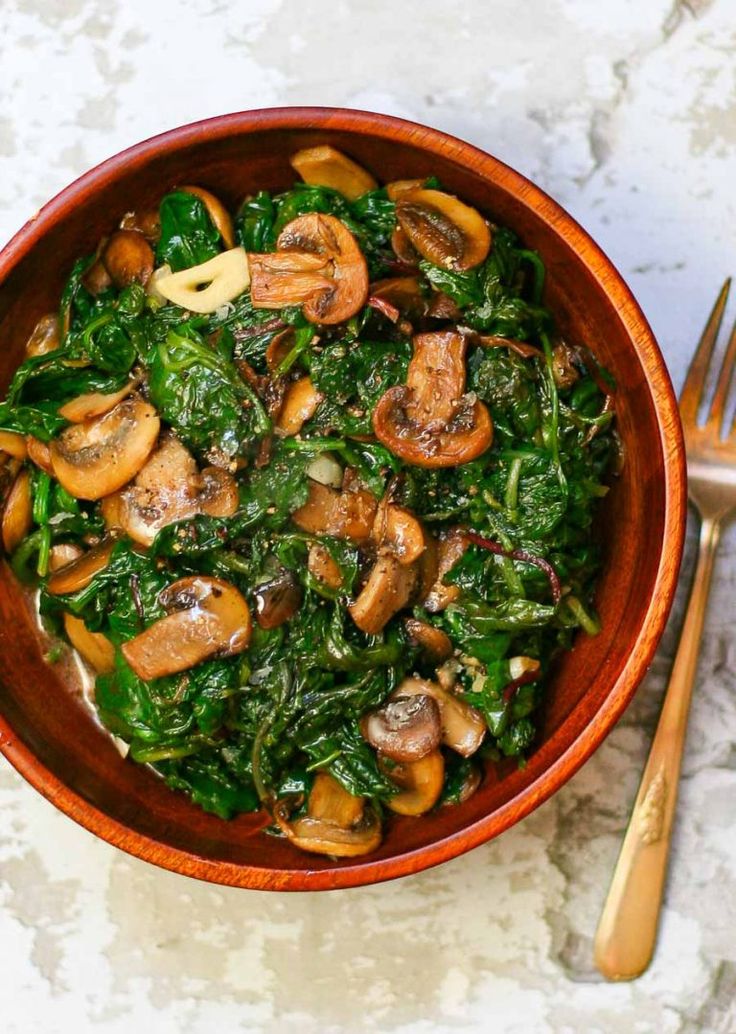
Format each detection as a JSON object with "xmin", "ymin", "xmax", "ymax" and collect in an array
[{"xmin": 594, "ymin": 279, "xmax": 736, "ymax": 981}]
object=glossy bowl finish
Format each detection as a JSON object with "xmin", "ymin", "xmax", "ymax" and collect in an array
[{"xmin": 0, "ymin": 108, "xmax": 686, "ymax": 890}]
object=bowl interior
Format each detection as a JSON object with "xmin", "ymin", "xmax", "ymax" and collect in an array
[{"xmin": 0, "ymin": 111, "xmax": 683, "ymax": 889}]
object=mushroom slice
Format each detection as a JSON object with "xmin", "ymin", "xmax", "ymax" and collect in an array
[
  {"xmin": 292, "ymin": 480, "xmax": 377, "ymax": 543},
  {"xmin": 373, "ymin": 330, "xmax": 493, "ymax": 468},
  {"xmin": 422, "ymin": 528, "xmax": 469, "ymax": 612},
  {"xmin": 25, "ymin": 313, "xmax": 60, "ymax": 358},
  {"xmin": 58, "ymin": 378, "xmax": 139, "ymax": 423},
  {"xmin": 395, "ymin": 676, "xmax": 485, "ymax": 757},
  {"xmin": 395, "ymin": 188, "xmax": 491, "ymax": 271},
  {"xmin": 0, "ymin": 431, "xmax": 27, "ymax": 460},
  {"xmin": 348, "ymin": 553, "xmax": 416, "ymax": 635},
  {"xmin": 198, "ymin": 466, "xmax": 239, "ymax": 517},
  {"xmin": 46, "ymin": 538, "xmax": 117, "ymax": 595},
  {"xmin": 254, "ymin": 571, "xmax": 302, "ymax": 629},
  {"xmin": 382, "ymin": 750, "xmax": 445, "ymax": 816},
  {"xmin": 275, "ymin": 376, "xmax": 323, "ymax": 437},
  {"xmin": 290, "ymin": 145, "xmax": 377, "ymax": 201},
  {"xmin": 180, "ymin": 185, "xmax": 235, "ymax": 248},
  {"xmin": 307, "ymin": 771, "xmax": 364, "ymax": 827},
  {"xmin": 49, "ymin": 543, "xmax": 83, "ymax": 570},
  {"xmin": 403, "ymin": 617, "xmax": 453, "ymax": 662},
  {"xmin": 250, "ymin": 214, "xmax": 369, "ymax": 325},
  {"xmin": 102, "ymin": 229, "xmax": 155, "ymax": 288},
  {"xmin": 64, "ymin": 613, "xmax": 115, "ymax": 674},
  {"xmin": 155, "ymin": 248, "xmax": 251, "ymax": 314},
  {"xmin": 2, "ymin": 469, "xmax": 32, "ymax": 553},
  {"xmin": 307, "ymin": 543, "xmax": 343, "ymax": 590},
  {"xmin": 122, "ymin": 575, "xmax": 251, "ymax": 681},
  {"xmin": 361, "ymin": 694, "xmax": 441, "ymax": 762},
  {"xmin": 275, "ymin": 781, "xmax": 382, "ymax": 859},
  {"xmin": 385, "ymin": 179, "xmax": 426, "ymax": 201},
  {"xmin": 50, "ymin": 397, "xmax": 160, "ymax": 501},
  {"xmin": 369, "ymin": 277, "xmax": 428, "ymax": 320},
  {"xmin": 371, "ymin": 496, "xmax": 426, "ymax": 565},
  {"xmin": 26, "ymin": 436, "xmax": 54, "ymax": 475},
  {"xmin": 120, "ymin": 207, "xmax": 161, "ymax": 243}
]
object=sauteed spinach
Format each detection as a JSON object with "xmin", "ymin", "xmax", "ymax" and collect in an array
[{"xmin": 0, "ymin": 146, "xmax": 616, "ymax": 857}]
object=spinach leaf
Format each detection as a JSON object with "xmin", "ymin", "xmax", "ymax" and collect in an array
[{"xmin": 156, "ymin": 191, "xmax": 222, "ymax": 272}]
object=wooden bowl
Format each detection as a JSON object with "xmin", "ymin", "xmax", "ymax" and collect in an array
[{"xmin": 0, "ymin": 108, "xmax": 686, "ymax": 890}]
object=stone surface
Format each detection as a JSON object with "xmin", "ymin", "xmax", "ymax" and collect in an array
[{"xmin": 1, "ymin": 1, "xmax": 735, "ymax": 1031}]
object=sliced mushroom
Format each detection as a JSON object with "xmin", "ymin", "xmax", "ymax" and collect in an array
[
  {"xmin": 373, "ymin": 330, "xmax": 493, "ymax": 468},
  {"xmin": 25, "ymin": 313, "xmax": 60, "ymax": 358},
  {"xmin": 385, "ymin": 179, "xmax": 426, "ymax": 201},
  {"xmin": 46, "ymin": 537, "xmax": 117, "ymax": 595},
  {"xmin": 292, "ymin": 480, "xmax": 377, "ymax": 543},
  {"xmin": 275, "ymin": 376, "xmax": 323, "ymax": 436},
  {"xmin": 26, "ymin": 436, "xmax": 54, "ymax": 475},
  {"xmin": 382, "ymin": 750, "xmax": 445, "ymax": 816},
  {"xmin": 49, "ymin": 543, "xmax": 83, "ymax": 571},
  {"xmin": 395, "ymin": 188, "xmax": 491, "ymax": 271},
  {"xmin": 63, "ymin": 613, "xmax": 115, "ymax": 674},
  {"xmin": 348, "ymin": 553, "xmax": 416, "ymax": 635},
  {"xmin": 58, "ymin": 378, "xmax": 139, "ymax": 423},
  {"xmin": 478, "ymin": 334, "xmax": 544, "ymax": 361},
  {"xmin": 551, "ymin": 340, "xmax": 581, "ymax": 389},
  {"xmin": 395, "ymin": 676, "xmax": 485, "ymax": 757},
  {"xmin": 102, "ymin": 229, "xmax": 155, "ymax": 288},
  {"xmin": 82, "ymin": 257, "xmax": 113, "ymax": 296},
  {"xmin": 307, "ymin": 543, "xmax": 343, "ymax": 590},
  {"xmin": 2, "ymin": 469, "xmax": 32, "ymax": 553},
  {"xmin": 361, "ymin": 693, "xmax": 441, "ymax": 762},
  {"xmin": 369, "ymin": 276, "xmax": 428, "ymax": 320},
  {"xmin": 180, "ymin": 185, "xmax": 235, "ymax": 249},
  {"xmin": 101, "ymin": 432, "xmax": 238, "ymax": 547},
  {"xmin": 49, "ymin": 397, "xmax": 160, "ymax": 501},
  {"xmin": 274, "ymin": 783, "xmax": 382, "ymax": 859},
  {"xmin": 422, "ymin": 528, "xmax": 469, "ymax": 612},
  {"xmin": 0, "ymin": 431, "xmax": 27, "ymax": 460},
  {"xmin": 290, "ymin": 145, "xmax": 377, "ymax": 201},
  {"xmin": 254, "ymin": 571, "xmax": 302, "ymax": 629},
  {"xmin": 249, "ymin": 213, "xmax": 369, "ymax": 325},
  {"xmin": 265, "ymin": 327, "xmax": 297, "ymax": 372},
  {"xmin": 403, "ymin": 617, "xmax": 453, "ymax": 661},
  {"xmin": 390, "ymin": 225, "xmax": 420, "ymax": 267},
  {"xmin": 154, "ymin": 248, "xmax": 250, "ymax": 314},
  {"xmin": 371, "ymin": 496, "xmax": 426, "ymax": 566},
  {"xmin": 122, "ymin": 575, "xmax": 251, "ymax": 681},
  {"xmin": 120, "ymin": 207, "xmax": 161, "ymax": 243}
]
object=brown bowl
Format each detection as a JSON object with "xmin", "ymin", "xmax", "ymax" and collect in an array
[{"xmin": 0, "ymin": 108, "xmax": 686, "ymax": 890}]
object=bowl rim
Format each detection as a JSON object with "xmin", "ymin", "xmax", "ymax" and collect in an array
[{"xmin": 0, "ymin": 106, "xmax": 687, "ymax": 891}]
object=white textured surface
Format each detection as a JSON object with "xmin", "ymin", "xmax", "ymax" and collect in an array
[{"xmin": 1, "ymin": 1, "xmax": 736, "ymax": 1031}]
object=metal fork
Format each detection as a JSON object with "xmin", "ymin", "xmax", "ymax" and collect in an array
[{"xmin": 594, "ymin": 279, "xmax": 736, "ymax": 980}]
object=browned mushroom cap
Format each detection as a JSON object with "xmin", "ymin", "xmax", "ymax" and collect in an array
[
  {"xmin": 46, "ymin": 537, "xmax": 117, "ymax": 595},
  {"xmin": 120, "ymin": 207, "xmax": 161, "ymax": 243},
  {"xmin": 82, "ymin": 257, "xmax": 113, "ymax": 296},
  {"xmin": 50, "ymin": 397, "xmax": 160, "ymax": 501},
  {"xmin": 102, "ymin": 230, "xmax": 154, "ymax": 288},
  {"xmin": 361, "ymin": 693, "xmax": 441, "ymax": 762},
  {"xmin": 348, "ymin": 553, "xmax": 417, "ymax": 635},
  {"xmin": 63, "ymin": 613, "xmax": 115, "ymax": 674},
  {"xmin": 395, "ymin": 188, "xmax": 491, "ymax": 271},
  {"xmin": 254, "ymin": 571, "xmax": 302, "ymax": 629},
  {"xmin": 292, "ymin": 480, "xmax": 377, "ymax": 543},
  {"xmin": 274, "ymin": 774, "xmax": 382, "ymax": 858},
  {"xmin": 0, "ymin": 431, "xmax": 27, "ymax": 460},
  {"xmin": 307, "ymin": 543, "xmax": 343, "ymax": 590},
  {"xmin": 403, "ymin": 617, "xmax": 453, "ymax": 661},
  {"xmin": 395, "ymin": 676, "xmax": 485, "ymax": 757},
  {"xmin": 382, "ymin": 750, "xmax": 445, "ymax": 816},
  {"xmin": 26, "ymin": 436, "xmax": 54, "ymax": 475},
  {"xmin": 2, "ymin": 469, "xmax": 32, "ymax": 553},
  {"xmin": 122, "ymin": 575, "xmax": 251, "ymax": 681},
  {"xmin": 422, "ymin": 527, "xmax": 469, "ymax": 612},
  {"xmin": 25, "ymin": 313, "xmax": 60, "ymax": 358},
  {"xmin": 373, "ymin": 330, "xmax": 493, "ymax": 468},
  {"xmin": 58, "ymin": 378, "xmax": 139, "ymax": 423},
  {"xmin": 250, "ymin": 213, "xmax": 369, "ymax": 325},
  {"xmin": 180, "ymin": 185, "xmax": 235, "ymax": 249},
  {"xmin": 275, "ymin": 376, "xmax": 323, "ymax": 436},
  {"xmin": 371, "ymin": 496, "xmax": 426, "ymax": 566},
  {"xmin": 101, "ymin": 432, "xmax": 237, "ymax": 547},
  {"xmin": 290, "ymin": 146, "xmax": 377, "ymax": 201}
]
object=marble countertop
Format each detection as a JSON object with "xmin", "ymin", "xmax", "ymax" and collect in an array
[{"xmin": 1, "ymin": 1, "xmax": 735, "ymax": 1031}]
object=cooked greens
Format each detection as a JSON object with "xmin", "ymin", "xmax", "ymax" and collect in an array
[{"xmin": 0, "ymin": 148, "xmax": 616, "ymax": 857}]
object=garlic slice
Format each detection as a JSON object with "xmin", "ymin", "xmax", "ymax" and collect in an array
[{"xmin": 155, "ymin": 248, "xmax": 250, "ymax": 314}]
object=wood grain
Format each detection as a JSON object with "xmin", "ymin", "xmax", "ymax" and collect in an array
[{"xmin": 0, "ymin": 107, "xmax": 687, "ymax": 891}]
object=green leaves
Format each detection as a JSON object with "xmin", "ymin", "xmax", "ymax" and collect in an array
[{"xmin": 156, "ymin": 191, "xmax": 222, "ymax": 271}]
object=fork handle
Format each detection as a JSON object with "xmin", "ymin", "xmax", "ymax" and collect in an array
[{"xmin": 594, "ymin": 516, "xmax": 721, "ymax": 980}]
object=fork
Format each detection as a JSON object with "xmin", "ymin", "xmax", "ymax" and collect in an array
[{"xmin": 594, "ymin": 279, "xmax": 736, "ymax": 981}]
